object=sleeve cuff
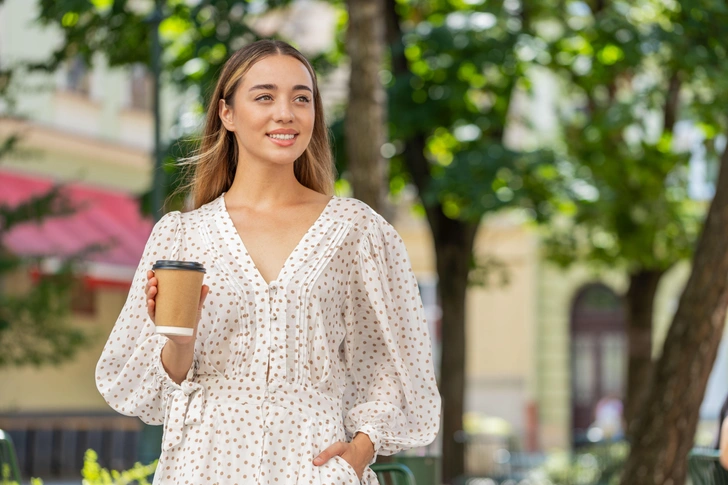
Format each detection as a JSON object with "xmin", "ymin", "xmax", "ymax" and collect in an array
[
  {"xmin": 154, "ymin": 336, "xmax": 197, "ymax": 394},
  {"xmin": 354, "ymin": 424, "xmax": 381, "ymax": 465}
]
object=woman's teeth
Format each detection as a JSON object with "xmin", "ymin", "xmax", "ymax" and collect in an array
[{"xmin": 268, "ymin": 134, "xmax": 295, "ymax": 140}]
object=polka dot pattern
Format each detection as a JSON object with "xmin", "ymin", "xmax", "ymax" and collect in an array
[{"xmin": 95, "ymin": 194, "xmax": 441, "ymax": 484}]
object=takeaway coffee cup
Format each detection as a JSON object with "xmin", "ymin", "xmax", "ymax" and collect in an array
[{"xmin": 152, "ymin": 260, "xmax": 206, "ymax": 337}]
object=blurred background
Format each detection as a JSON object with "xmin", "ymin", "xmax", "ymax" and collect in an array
[{"xmin": 1, "ymin": 0, "xmax": 727, "ymax": 484}]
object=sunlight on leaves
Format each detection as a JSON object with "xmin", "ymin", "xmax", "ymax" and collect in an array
[{"xmin": 61, "ymin": 12, "xmax": 79, "ymax": 28}]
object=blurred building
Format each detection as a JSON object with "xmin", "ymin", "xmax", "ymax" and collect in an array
[{"xmin": 0, "ymin": 0, "xmax": 167, "ymax": 477}]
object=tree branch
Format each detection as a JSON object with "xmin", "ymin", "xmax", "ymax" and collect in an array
[{"xmin": 663, "ymin": 72, "xmax": 681, "ymax": 135}]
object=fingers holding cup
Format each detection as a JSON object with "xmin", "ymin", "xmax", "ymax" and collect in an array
[{"xmin": 146, "ymin": 270, "xmax": 158, "ymax": 322}]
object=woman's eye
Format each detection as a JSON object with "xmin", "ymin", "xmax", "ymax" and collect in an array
[
  {"xmin": 256, "ymin": 95, "xmax": 273, "ymax": 101},
  {"xmin": 296, "ymin": 96, "xmax": 311, "ymax": 103}
]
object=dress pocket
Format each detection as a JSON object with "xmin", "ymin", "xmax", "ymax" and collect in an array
[
  {"xmin": 332, "ymin": 455, "xmax": 361, "ymax": 483},
  {"xmin": 316, "ymin": 454, "xmax": 360, "ymax": 485}
]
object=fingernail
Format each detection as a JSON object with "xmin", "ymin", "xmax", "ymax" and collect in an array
[{"xmin": 313, "ymin": 456, "xmax": 322, "ymax": 465}]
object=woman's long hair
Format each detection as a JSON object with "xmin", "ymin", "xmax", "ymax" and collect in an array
[{"xmin": 178, "ymin": 40, "xmax": 335, "ymax": 210}]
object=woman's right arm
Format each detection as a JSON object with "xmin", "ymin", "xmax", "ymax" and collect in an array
[
  {"xmin": 95, "ymin": 211, "xmax": 189, "ymax": 424},
  {"xmin": 146, "ymin": 269, "xmax": 208, "ymax": 385}
]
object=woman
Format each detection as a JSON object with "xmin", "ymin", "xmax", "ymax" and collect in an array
[{"xmin": 95, "ymin": 39, "xmax": 441, "ymax": 485}]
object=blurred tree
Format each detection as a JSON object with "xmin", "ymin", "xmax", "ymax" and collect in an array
[
  {"xmin": 31, "ymin": 0, "xmax": 291, "ymax": 95},
  {"xmin": 344, "ymin": 0, "xmax": 388, "ymax": 213},
  {"xmin": 0, "ymin": 186, "xmax": 90, "ymax": 367},
  {"xmin": 539, "ymin": 0, "xmax": 710, "ymax": 436},
  {"xmin": 616, "ymin": 0, "xmax": 728, "ymax": 482},
  {"xmin": 382, "ymin": 1, "xmax": 564, "ymax": 482},
  {"xmin": 0, "ymin": 63, "xmax": 89, "ymax": 367}
]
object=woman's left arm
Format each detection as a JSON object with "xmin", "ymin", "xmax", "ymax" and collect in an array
[{"xmin": 341, "ymin": 214, "xmax": 441, "ymax": 463}]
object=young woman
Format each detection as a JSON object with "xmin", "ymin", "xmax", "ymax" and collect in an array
[{"xmin": 96, "ymin": 39, "xmax": 440, "ymax": 485}]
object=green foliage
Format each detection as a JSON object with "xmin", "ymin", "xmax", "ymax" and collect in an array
[
  {"xmin": 81, "ymin": 449, "xmax": 157, "ymax": 485},
  {"xmin": 1, "ymin": 462, "xmax": 42, "ymax": 484},
  {"xmin": 539, "ymin": 0, "xmax": 728, "ymax": 272},
  {"xmin": 533, "ymin": 442, "xmax": 629, "ymax": 485},
  {"xmin": 32, "ymin": 0, "xmax": 288, "ymax": 89},
  {"xmin": 0, "ymin": 259, "xmax": 89, "ymax": 367},
  {"xmin": 0, "ymin": 449, "xmax": 157, "ymax": 485},
  {"xmin": 386, "ymin": 0, "xmax": 566, "ymax": 223}
]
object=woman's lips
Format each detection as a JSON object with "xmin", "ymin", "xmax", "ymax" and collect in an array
[{"xmin": 267, "ymin": 133, "xmax": 298, "ymax": 147}]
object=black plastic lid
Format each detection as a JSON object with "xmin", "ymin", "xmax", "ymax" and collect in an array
[{"xmin": 152, "ymin": 260, "xmax": 206, "ymax": 273}]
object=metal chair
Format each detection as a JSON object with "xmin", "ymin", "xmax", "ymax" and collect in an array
[
  {"xmin": 0, "ymin": 429, "xmax": 21, "ymax": 483},
  {"xmin": 688, "ymin": 448, "xmax": 728, "ymax": 485},
  {"xmin": 370, "ymin": 462, "xmax": 417, "ymax": 485}
]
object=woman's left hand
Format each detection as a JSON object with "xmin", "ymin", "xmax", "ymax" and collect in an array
[{"xmin": 312, "ymin": 432, "xmax": 375, "ymax": 479}]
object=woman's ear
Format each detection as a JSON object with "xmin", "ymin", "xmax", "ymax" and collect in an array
[{"xmin": 219, "ymin": 98, "xmax": 235, "ymax": 132}]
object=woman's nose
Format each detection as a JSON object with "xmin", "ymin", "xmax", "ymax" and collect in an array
[{"xmin": 275, "ymin": 102, "xmax": 294, "ymax": 122}]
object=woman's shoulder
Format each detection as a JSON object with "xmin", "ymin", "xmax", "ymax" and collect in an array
[
  {"xmin": 329, "ymin": 195, "xmax": 384, "ymax": 224},
  {"xmin": 177, "ymin": 194, "xmax": 225, "ymax": 224},
  {"xmin": 331, "ymin": 196, "xmax": 402, "ymax": 242},
  {"xmin": 330, "ymin": 196, "xmax": 390, "ymax": 233}
]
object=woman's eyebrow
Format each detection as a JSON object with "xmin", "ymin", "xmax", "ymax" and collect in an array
[{"xmin": 249, "ymin": 83, "xmax": 312, "ymax": 93}]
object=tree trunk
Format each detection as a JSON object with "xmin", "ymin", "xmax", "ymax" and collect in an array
[
  {"xmin": 434, "ymin": 214, "xmax": 478, "ymax": 484},
  {"xmin": 623, "ymin": 268, "xmax": 664, "ymax": 438},
  {"xmin": 345, "ymin": 0, "xmax": 387, "ymax": 214},
  {"xmin": 620, "ymin": 138, "xmax": 728, "ymax": 484},
  {"xmin": 384, "ymin": 2, "xmax": 480, "ymax": 482},
  {"xmin": 400, "ymin": 135, "xmax": 478, "ymax": 483}
]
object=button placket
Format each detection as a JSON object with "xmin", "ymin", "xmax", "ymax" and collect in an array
[{"xmin": 266, "ymin": 281, "xmax": 279, "ymax": 385}]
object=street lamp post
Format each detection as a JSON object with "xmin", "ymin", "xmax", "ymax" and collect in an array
[
  {"xmin": 138, "ymin": 0, "xmax": 166, "ymax": 468},
  {"xmin": 150, "ymin": 0, "xmax": 165, "ymax": 222}
]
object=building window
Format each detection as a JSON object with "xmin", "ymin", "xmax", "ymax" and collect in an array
[
  {"xmin": 130, "ymin": 64, "xmax": 153, "ymax": 111},
  {"xmin": 36, "ymin": 273, "xmax": 96, "ymax": 316},
  {"xmin": 570, "ymin": 283, "xmax": 626, "ymax": 444},
  {"xmin": 70, "ymin": 278, "xmax": 96, "ymax": 315},
  {"xmin": 66, "ymin": 56, "xmax": 91, "ymax": 95}
]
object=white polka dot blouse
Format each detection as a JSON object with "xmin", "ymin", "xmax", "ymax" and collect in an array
[{"xmin": 95, "ymin": 194, "xmax": 441, "ymax": 484}]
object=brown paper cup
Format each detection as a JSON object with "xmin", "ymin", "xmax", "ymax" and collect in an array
[{"xmin": 152, "ymin": 260, "xmax": 206, "ymax": 337}]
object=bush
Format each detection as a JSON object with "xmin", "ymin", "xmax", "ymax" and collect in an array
[
  {"xmin": 527, "ymin": 441, "xmax": 628, "ymax": 485},
  {"xmin": 1, "ymin": 449, "xmax": 158, "ymax": 485}
]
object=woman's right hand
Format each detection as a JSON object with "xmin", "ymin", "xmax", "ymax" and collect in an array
[
  {"xmin": 145, "ymin": 270, "xmax": 159, "ymax": 323},
  {"xmin": 145, "ymin": 270, "xmax": 209, "ymax": 346}
]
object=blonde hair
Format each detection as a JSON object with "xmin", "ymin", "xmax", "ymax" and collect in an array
[{"xmin": 177, "ymin": 40, "xmax": 335, "ymax": 210}]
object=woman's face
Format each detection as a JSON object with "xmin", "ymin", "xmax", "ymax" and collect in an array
[{"xmin": 219, "ymin": 54, "xmax": 315, "ymax": 168}]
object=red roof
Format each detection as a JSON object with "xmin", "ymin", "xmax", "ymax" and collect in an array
[{"xmin": 1, "ymin": 170, "xmax": 153, "ymax": 270}]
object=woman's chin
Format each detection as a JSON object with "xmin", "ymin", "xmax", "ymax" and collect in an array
[{"xmin": 264, "ymin": 151, "xmax": 306, "ymax": 166}]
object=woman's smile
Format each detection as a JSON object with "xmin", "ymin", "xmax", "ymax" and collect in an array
[{"xmin": 267, "ymin": 129, "xmax": 299, "ymax": 147}]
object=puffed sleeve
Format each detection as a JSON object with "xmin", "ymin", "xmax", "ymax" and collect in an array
[
  {"xmin": 342, "ymin": 213, "xmax": 441, "ymax": 461},
  {"xmin": 95, "ymin": 211, "xmax": 195, "ymax": 424}
]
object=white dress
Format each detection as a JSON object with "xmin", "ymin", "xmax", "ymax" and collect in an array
[{"xmin": 96, "ymin": 194, "xmax": 441, "ymax": 485}]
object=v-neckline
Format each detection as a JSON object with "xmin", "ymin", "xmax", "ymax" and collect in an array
[{"xmin": 219, "ymin": 193, "xmax": 336, "ymax": 287}]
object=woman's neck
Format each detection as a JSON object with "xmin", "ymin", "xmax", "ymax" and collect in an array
[{"xmin": 225, "ymin": 160, "xmax": 310, "ymax": 209}]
